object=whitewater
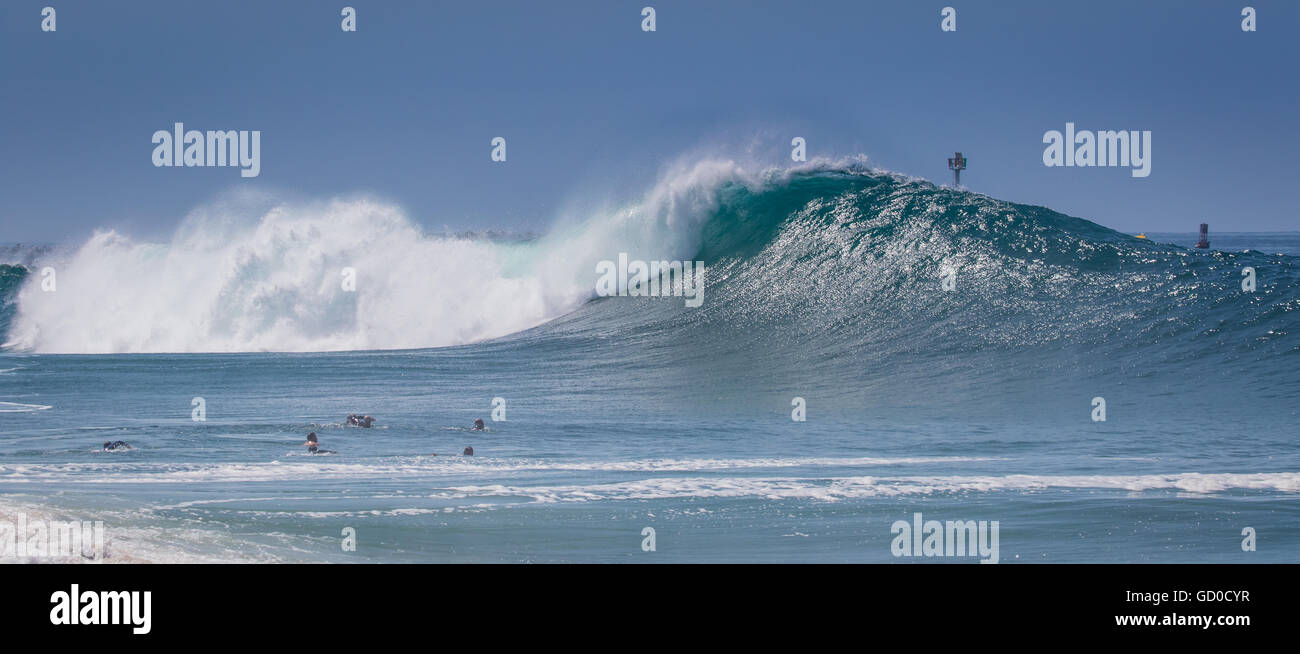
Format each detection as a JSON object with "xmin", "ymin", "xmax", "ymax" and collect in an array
[
  {"xmin": 1, "ymin": 158, "xmax": 1297, "ymax": 563},
  {"xmin": 2, "ymin": 159, "xmax": 760, "ymax": 353}
]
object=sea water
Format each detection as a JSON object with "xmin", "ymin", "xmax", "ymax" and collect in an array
[{"xmin": 2, "ymin": 162, "xmax": 1297, "ymax": 562}]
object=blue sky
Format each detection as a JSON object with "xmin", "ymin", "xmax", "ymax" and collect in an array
[{"xmin": 2, "ymin": 0, "xmax": 1297, "ymax": 243}]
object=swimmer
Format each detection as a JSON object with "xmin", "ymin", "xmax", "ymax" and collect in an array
[
  {"xmin": 303, "ymin": 432, "xmax": 335, "ymax": 454},
  {"xmin": 102, "ymin": 440, "xmax": 130, "ymax": 451},
  {"xmin": 462, "ymin": 446, "xmax": 474, "ymax": 456},
  {"xmin": 472, "ymin": 418, "xmax": 485, "ymax": 431},
  {"xmin": 347, "ymin": 414, "xmax": 375, "ymax": 428}
]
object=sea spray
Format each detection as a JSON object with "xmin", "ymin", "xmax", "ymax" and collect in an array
[{"xmin": 4, "ymin": 162, "xmax": 741, "ymax": 353}]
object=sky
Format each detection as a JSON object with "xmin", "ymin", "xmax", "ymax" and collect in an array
[{"xmin": 1, "ymin": 0, "xmax": 1297, "ymax": 244}]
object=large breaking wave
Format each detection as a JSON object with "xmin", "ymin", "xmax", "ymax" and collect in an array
[
  {"xmin": 2, "ymin": 158, "xmax": 1298, "ymax": 379},
  {"xmin": 0, "ymin": 159, "xmax": 730, "ymax": 353}
]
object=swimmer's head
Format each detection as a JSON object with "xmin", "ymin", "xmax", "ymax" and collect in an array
[
  {"xmin": 463, "ymin": 446, "xmax": 474, "ymax": 456},
  {"xmin": 474, "ymin": 418, "xmax": 485, "ymax": 429},
  {"xmin": 306, "ymin": 432, "xmax": 318, "ymax": 443}
]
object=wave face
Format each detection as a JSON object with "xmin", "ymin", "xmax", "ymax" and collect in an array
[
  {"xmin": 517, "ymin": 161, "xmax": 1300, "ymax": 417},
  {"xmin": 4, "ymin": 160, "xmax": 1299, "ymax": 384},
  {"xmin": 0, "ymin": 264, "xmax": 28, "ymax": 345}
]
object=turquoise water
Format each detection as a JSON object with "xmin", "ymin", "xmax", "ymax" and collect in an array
[{"xmin": 2, "ymin": 165, "xmax": 1297, "ymax": 562}]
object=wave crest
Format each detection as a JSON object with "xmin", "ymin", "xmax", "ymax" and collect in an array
[{"xmin": 5, "ymin": 158, "xmax": 1299, "ymax": 359}]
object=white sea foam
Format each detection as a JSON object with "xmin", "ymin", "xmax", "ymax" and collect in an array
[
  {"xmin": 0, "ymin": 459, "xmax": 1294, "ymax": 502},
  {"xmin": 433, "ymin": 472, "xmax": 1300, "ymax": 503},
  {"xmin": 0, "ymin": 497, "xmax": 278, "ymax": 564},
  {"xmin": 5, "ymin": 158, "xmax": 775, "ymax": 353},
  {"xmin": 0, "ymin": 455, "xmax": 995, "ymax": 484},
  {"xmin": 6, "ymin": 196, "xmax": 583, "ymax": 353},
  {"xmin": 0, "ymin": 401, "xmax": 51, "ymax": 413}
]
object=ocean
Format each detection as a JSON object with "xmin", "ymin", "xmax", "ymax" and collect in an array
[{"xmin": 2, "ymin": 161, "xmax": 1297, "ymax": 563}]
